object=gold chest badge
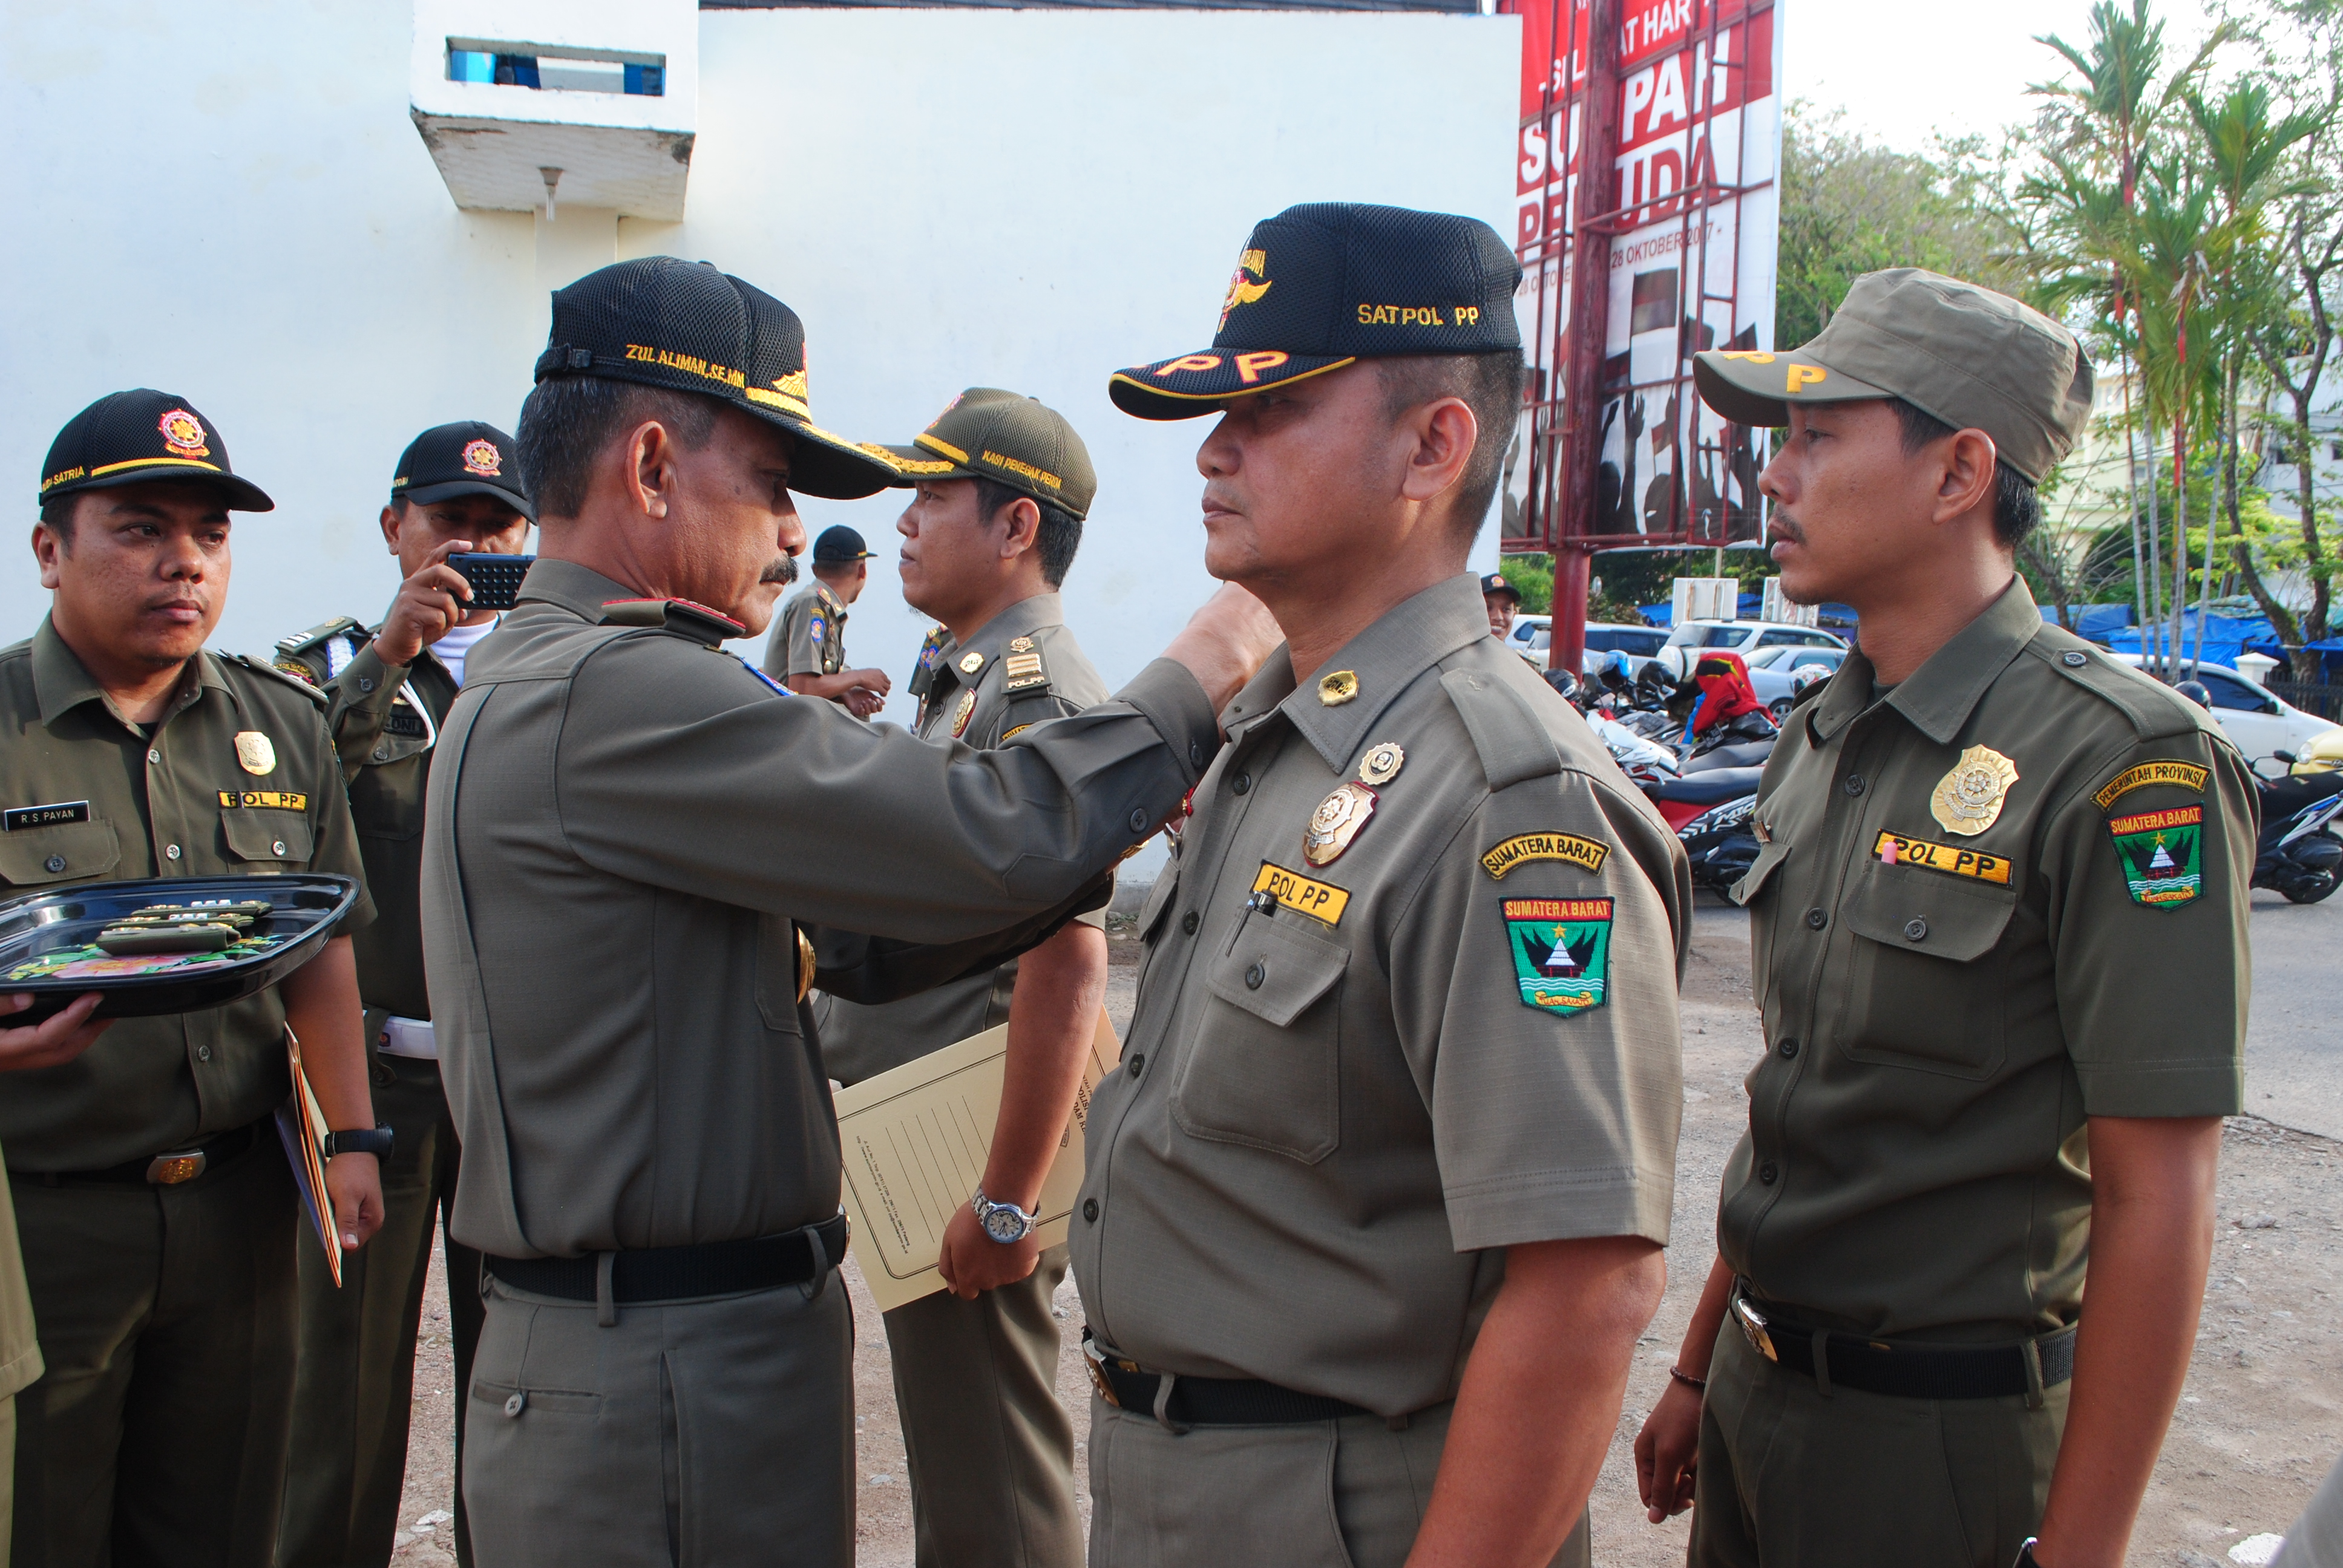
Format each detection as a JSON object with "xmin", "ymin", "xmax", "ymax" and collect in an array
[
  {"xmin": 1303, "ymin": 782, "xmax": 1378, "ymax": 866},
  {"xmin": 1930, "ymin": 745, "xmax": 2019, "ymax": 837},
  {"xmin": 1357, "ymin": 742, "xmax": 1404, "ymax": 786},
  {"xmin": 951, "ymin": 689, "xmax": 977, "ymax": 739},
  {"xmin": 234, "ymin": 731, "xmax": 277, "ymax": 776}
]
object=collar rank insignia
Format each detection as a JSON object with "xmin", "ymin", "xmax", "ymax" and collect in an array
[
  {"xmin": 1318, "ymin": 670, "xmax": 1358, "ymax": 707},
  {"xmin": 1502, "ymin": 897, "xmax": 1613, "ymax": 1015},
  {"xmin": 1303, "ymin": 781, "xmax": 1377, "ymax": 866},
  {"xmin": 1930, "ymin": 745, "xmax": 2019, "ymax": 837},
  {"xmin": 1357, "ymin": 742, "xmax": 1404, "ymax": 786},
  {"xmin": 959, "ymin": 650, "xmax": 985, "ymax": 676},
  {"xmin": 2107, "ymin": 805, "xmax": 2203, "ymax": 908}
]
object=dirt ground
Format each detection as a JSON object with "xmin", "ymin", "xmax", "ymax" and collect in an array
[{"xmin": 385, "ymin": 901, "xmax": 2340, "ymax": 1564}]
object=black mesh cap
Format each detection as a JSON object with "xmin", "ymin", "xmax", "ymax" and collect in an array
[
  {"xmin": 532, "ymin": 257, "xmax": 897, "ymax": 500},
  {"xmin": 392, "ymin": 420, "xmax": 534, "ymax": 519},
  {"xmin": 39, "ymin": 389, "xmax": 274, "ymax": 511},
  {"xmin": 1110, "ymin": 204, "xmax": 1522, "ymax": 420}
]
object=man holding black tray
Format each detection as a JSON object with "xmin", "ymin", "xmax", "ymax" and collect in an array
[{"xmin": 0, "ymin": 390, "xmax": 383, "ymax": 1568}]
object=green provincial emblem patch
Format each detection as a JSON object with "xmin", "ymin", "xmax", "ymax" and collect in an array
[
  {"xmin": 1501, "ymin": 897, "xmax": 1613, "ymax": 1014},
  {"xmin": 2107, "ymin": 805, "xmax": 2203, "ymax": 909}
]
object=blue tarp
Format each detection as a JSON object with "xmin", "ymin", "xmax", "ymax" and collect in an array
[{"xmin": 2040, "ymin": 603, "xmax": 2135, "ymax": 641}]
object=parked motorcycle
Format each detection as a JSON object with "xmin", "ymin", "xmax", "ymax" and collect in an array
[
  {"xmin": 2253, "ymin": 750, "xmax": 2343, "ymax": 904},
  {"xmin": 1678, "ymin": 790, "xmax": 1762, "ymax": 894}
]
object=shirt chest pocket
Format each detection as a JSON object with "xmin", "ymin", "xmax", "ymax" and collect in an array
[
  {"xmin": 1833, "ymin": 863, "xmax": 2018, "ymax": 1078},
  {"xmin": 219, "ymin": 808, "xmax": 315, "ymax": 869},
  {"xmin": 0, "ymin": 820, "xmax": 121, "ymax": 886},
  {"xmin": 1172, "ymin": 914, "xmax": 1349, "ymax": 1165}
]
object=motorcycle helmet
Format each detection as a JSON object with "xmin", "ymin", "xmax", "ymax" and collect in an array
[
  {"xmin": 1598, "ymin": 650, "xmax": 1634, "ymax": 691},
  {"xmin": 2175, "ymin": 680, "xmax": 2213, "ymax": 708},
  {"xmin": 2292, "ymin": 730, "xmax": 2343, "ymax": 777},
  {"xmin": 1791, "ymin": 665, "xmax": 1831, "ymax": 699},
  {"xmin": 1543, "ymin": 668, "xmax": 1582, "ymax": 705}
]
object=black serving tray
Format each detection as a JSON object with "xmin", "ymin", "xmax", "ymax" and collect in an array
[{"xmin": 0, "ymin": 874, "xmax": 359, "ymax": 1021}]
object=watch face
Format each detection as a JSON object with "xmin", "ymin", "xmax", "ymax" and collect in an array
[{"xmin": 982, "ymin": 1206, "xmax": 1027, "ymax": 1243}]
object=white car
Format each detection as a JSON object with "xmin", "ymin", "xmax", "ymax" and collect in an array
[
  {"xmin": 2108, "ymin": 655, "xmax": 2340, "ymax": 766},
  {"xmin": 1743, "ymin": 645, "xmax": 1849, "ymax": 716},
  {"xmin": 1663, "ymin": 619, "xmax": 1848, "ymax": 656},
  {"xmin": 1502, "ymin": 615, "xmax": 1671, "ymax": 678}
]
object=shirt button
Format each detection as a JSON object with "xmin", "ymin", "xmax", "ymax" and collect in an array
[
  {"xmin": 503, "ymin": 1393, "xmax": 526, "ymax": 1417},
  {"xmin": 1804, "ymin": 907, "xmax": 1826, "ymax": 930},
  {"xmin": 148, "ymin": 749, "xmax": 161, "ymax": 765},
  {"xmin": 195, "ymin": 1045, "xmax": 212, "ymax": 1062},
  {"xmin": 43, "ymin": 855, "xmax": 64, "ymax": 874},
  {"xmin": 1127, "ymin": 807, "xmax": 1148, "ymax": 834},
  {"xmin": 1189, "ymin": 742, "xmax": 1204, "ymax": 768},
  {"xmin": 373, "ymin": 746, "xmax": 390, "ymax": 762},
  {"xmin": 1759, "ymin": 1160, "xmax": 1779, "ymax": 1185},
  {"xmin": 1231, "ymin": 773, "xmax": 1251, "ymax": 795},
  {"xmin": 165, "ymin": 844, "xmax": 182, "ymax": 861},
  {"xmin": 272, "ymin": 841, "xmax": 288, "ymax": 857},
  {"xmin": 1905, "ymin": 917, "xmax": 1928, "ymax": 942},
  {"xmin": 1127, "ymin": 1053, "xmax": 1144, "ymax": 1077},
  {"xmin": 1777, "ymin": 1037, "xmax": 1800, "ymax": 1059},
  {"xmin": 1844, "ymin": 774, "xmax": 1866, "ymax": 797},
  {"xmin": 1244, "ymin": 962, "xmax": 1266, "ymax": 990},
  {"xmin": 2063, "ymin": 650, "xmax": 2088, "ymax": 667},
  {"xmin": 1082, "ymin": 1198, "xmax": 1099, "ymax": 1223},
  {"xmin": 1181, "ymin": 910, "xmax": 1199, "ymax": 936},
  {"xmin": 357, "ymin": 676, "xmax": 375, "ymax": 693}
]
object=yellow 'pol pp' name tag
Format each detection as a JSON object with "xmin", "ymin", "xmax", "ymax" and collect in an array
[
  {"xmin": 1480, "ymin": 832, "xmax": 1609, "ymax": 880},
  {"xmin": 218, "ymin": 791, "xmax": 308, "ymax": 811},
  {"xmin": 1251, "ymin": 861, "xmax": 1350, "ymax": 926},
  {"xmin": 1873, "ymin": 831, "xmax": 2012, "ymax": 886}
]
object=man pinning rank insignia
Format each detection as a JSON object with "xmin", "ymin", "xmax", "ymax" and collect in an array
[
  {"xmin": 1633, "ymin": 269, "xmax": 2256, "ymax": 1568},
  {"xmin": 272, "ymin": 419, "xmax": 534, "ymax": 1568},
  {"xmin": 2, "ymin": 390, "xmax": 382, "ymax": 1566},
  {"xmin": 1076, "ymin": 203, "xmax": 1691, "ymax": 1568}
]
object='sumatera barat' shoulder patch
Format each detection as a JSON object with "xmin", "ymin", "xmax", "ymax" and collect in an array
[
  {"xmin": 2108, "ymin": 805, "xmax": 2203, "ymax": 908},
  {"xmin": 1481, "ymin": 832, "xmax": 1609, "ymax": 880},
  {"xmin": 1502, "ymin": 897, "xmax": 1613, "ymax": 1015}
]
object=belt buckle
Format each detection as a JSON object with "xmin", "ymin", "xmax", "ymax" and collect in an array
[
  {"xmin": 1732, "ymin": 1296, "xmax": 1778, "ymax": 1362},
  {"xmin": 146, "ymin": 1150, "xmax": 206, "ymax": 1185},
  {"xmin": 1081, "ymin": 1336, "xmax": 1131, "ymax": 1409}
]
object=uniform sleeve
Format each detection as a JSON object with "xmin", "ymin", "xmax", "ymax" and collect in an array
[
  {"xmin": 322, "ymin": 642, "xmax": 408, "ymax": 783},
  {"xmin": 770, "ymin": 598, "xmax": 824, "ymax": 679},
  {"xmin": 2043, "ymin": 727, "xmax": 2251, "ymax": 1117},
  {"xmin": 298, "ymin": 699, "xmax": 376, "ymax": 935},
  {"xmin": 551, "ymin": 635, "xmax": 1217, "ymax": 943},
  {"xmin": 1391, "ymin": 769, "xmax": 1688, "ymax": 1252}
]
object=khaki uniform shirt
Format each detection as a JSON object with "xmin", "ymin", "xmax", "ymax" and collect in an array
[
  {"xmin": 421, "ymin": 561, "xmax": 1219, "ymax": 1260},
  {"xmin": 762, "ymin": 583, "xmax": 848, "ymax": 681},
  {"xmin": 274, "ymin": 619, "xmax": 459, "ymax": 1020},
  {"xmin": 819, "ymin": 593, "xmax": 1111, "ymax": 1085},
  {"xmin": 1072, "ymin": 574, "xmax": 1689, "ymax": 1418},
  {"xmin": 1725, "ymin": 580, "xmax": 2252, "ymax": 1341},
  {"xmin": 0, "ymin": 618, "xmax": 375, "ymax": 1171},
  {"xmin": 0, "ymin": 1171, "xmax": 36, "ymax": 1399}
]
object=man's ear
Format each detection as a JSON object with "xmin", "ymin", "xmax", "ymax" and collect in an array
[
  {"xmin": 626, "ymin": 422, "xmax": 679, "ymax": 521},
  {"xmin": 1398, "ymin": 397, "xmax": 1478, "ymax": 506},
  {"xmin": 1933, "ymin": 429, "xmax": 1999, "ymax": 528},
  {"xmin": 31, "ymin": 523, "xmax": 64, "ymax": 590},
  {"xmin": 379, "ymin": 503, "xmax": 404, "ymax": 555},
  {"xmin": 1000, "ymin": 497, "xmax": 1042, "ymax": 560}
]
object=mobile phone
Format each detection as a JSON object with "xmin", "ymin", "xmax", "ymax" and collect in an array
[{"xmin": 447, "ymin": 554, "xmax": 534, "ymax": 612}]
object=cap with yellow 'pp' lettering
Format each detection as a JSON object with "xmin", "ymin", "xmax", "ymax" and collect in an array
[
  {"xmin": 1109, "ymin": 203, "xmax": 1522, "ymax": 421},
  {"xmin": 39, "ymin": 389, "xmax": 274, "ymax": 511},
  {"xmin": 870, "ymin": 388, "xmax": 1096, "ymax": 520},
  {"xmin": 1690, "ymin": 267, "xmax": 2094, "ymax": 485}
]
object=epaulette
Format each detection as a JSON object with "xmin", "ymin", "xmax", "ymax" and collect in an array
[
  {"xmin": 598, "ymin": 598, "xmax": 746, "ymax": 648},
  {"xmin": 1001, "ymin": 633, "xmax": 1052, "ymax": 695},
  {"xmin": 2026, "ymin": 630, "xmax": 2209, "ymax": 742},
  {"xmin": 223, "ymin": 651, "xmax": 331, "ymax": 708},
  {"xmin": 274, "ymin": 615, "xmax": 366, "ymax": 656},
  {"xmin": 1440, "ymin": 666, "xmax": 1563, "ymax": 791}
]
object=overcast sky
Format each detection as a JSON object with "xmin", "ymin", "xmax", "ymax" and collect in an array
[{"xmin": 1781, "ymin": 0, "xmax": 2223, "ymax": 153}]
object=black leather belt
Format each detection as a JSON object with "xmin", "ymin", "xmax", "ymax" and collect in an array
[
  {"xmin": 1734, "ymin": 1288, "xmax": 2075, "ymax": 1401},
  {"xmin": 16, "ymin": 1118, "xmax": 269, "ymax": 1187},
  {"xmin": 485, "ymin": 1215, "xmax": 848, "ymax": 1305},
  {"xmin": 1084, "ymin": 1330, "xmax": 1366, "ymax": 1425}
]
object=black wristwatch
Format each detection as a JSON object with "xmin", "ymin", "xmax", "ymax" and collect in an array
[
  {"xmin": 2013, "ymin": 1539, "xmax": 2043, "ymax": 1568},
  {"xmin": 322, "ymin": 1125, "xmax": 395, "ymax": 1160}
]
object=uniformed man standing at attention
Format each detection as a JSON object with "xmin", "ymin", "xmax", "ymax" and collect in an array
[
  {"xmin": 819, "ymin": 387, "xmax": 1110, "ymax": 1568},
  {"xmin": 1632, "ymin": 270, "xmax": 2253, "ymax": 1568},
  {"xmin": 762, "ymin": 523, "xmax": 890, "ymax": 717},
  {"xmin": 273, "ymin": 420, "xmax": 534, "ymax": 1568},
  {"xmin": 419, "ymin": 257, "xmax": 1276, "ymax": 1568},
  {"xmin": 1076, "ymin": 202, "xmax": 1689, "ymax": 1568},
  {"xmin": 3, "ymin": 390, "xmax": 384, "ymax": 1568}
]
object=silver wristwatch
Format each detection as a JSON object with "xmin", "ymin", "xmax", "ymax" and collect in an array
[{"xmin": 971, "ymin": 1188, "xmax": 1037, "ymax": 1244}]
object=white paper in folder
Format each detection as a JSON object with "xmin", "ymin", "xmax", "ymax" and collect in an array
[{"xmin": 831, "ymin": 1011, "xmax": 1119, "ymax": 1312}]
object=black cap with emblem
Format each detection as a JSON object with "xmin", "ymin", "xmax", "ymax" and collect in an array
[
  {"xmin": 811, "ymin": 524, "xmax": 876, "ymax": 563},
  {"xmin": 39, "ymin": 389, "xmax": 274, "ymax": 511},
  {"xmin": 391, "ymin": 421, "xmax": 535, "ymax": 519},
  {"xmin": 1481, "ymin": 572, "xmax": 1520, "ymax": 604},
  {"xmin": 1109, "ymin": 203, "xmax": 1522, "ymax": 420},
  {"xmin": 533, "ymin": 256, "xmax": 897, "ymax": 500}
]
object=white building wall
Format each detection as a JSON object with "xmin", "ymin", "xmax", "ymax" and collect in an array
[{"xmin": 1, "ymin": 1, "xmax": 1519, "ymax": 712}]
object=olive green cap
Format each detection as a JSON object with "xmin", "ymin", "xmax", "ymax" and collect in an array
[
  {"xmin": 868, "ymin": 388, "xmax": 1096, "ymax": 520},
  {"xmin": 1691, "ymin": 268, "xmax": 2094, "ymax": 484}
]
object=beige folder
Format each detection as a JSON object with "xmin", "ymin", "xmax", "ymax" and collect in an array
[{"xmin": 833, "ymin": 1011, "xmax": 1118, "ymax": 1312}]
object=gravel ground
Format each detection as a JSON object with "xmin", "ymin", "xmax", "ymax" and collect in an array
[{"xmin": 384, "ymin": 900, "xmax": 2339, "ymax": 1564}]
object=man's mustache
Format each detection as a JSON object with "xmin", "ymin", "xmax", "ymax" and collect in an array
[
  {"xmin": 1766, "ymin": 515, "xmax": 1806, "ymax": 547},
  {"xmin": 762, "ymin": 555, "xmax": 799, "ymax": 585}
]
